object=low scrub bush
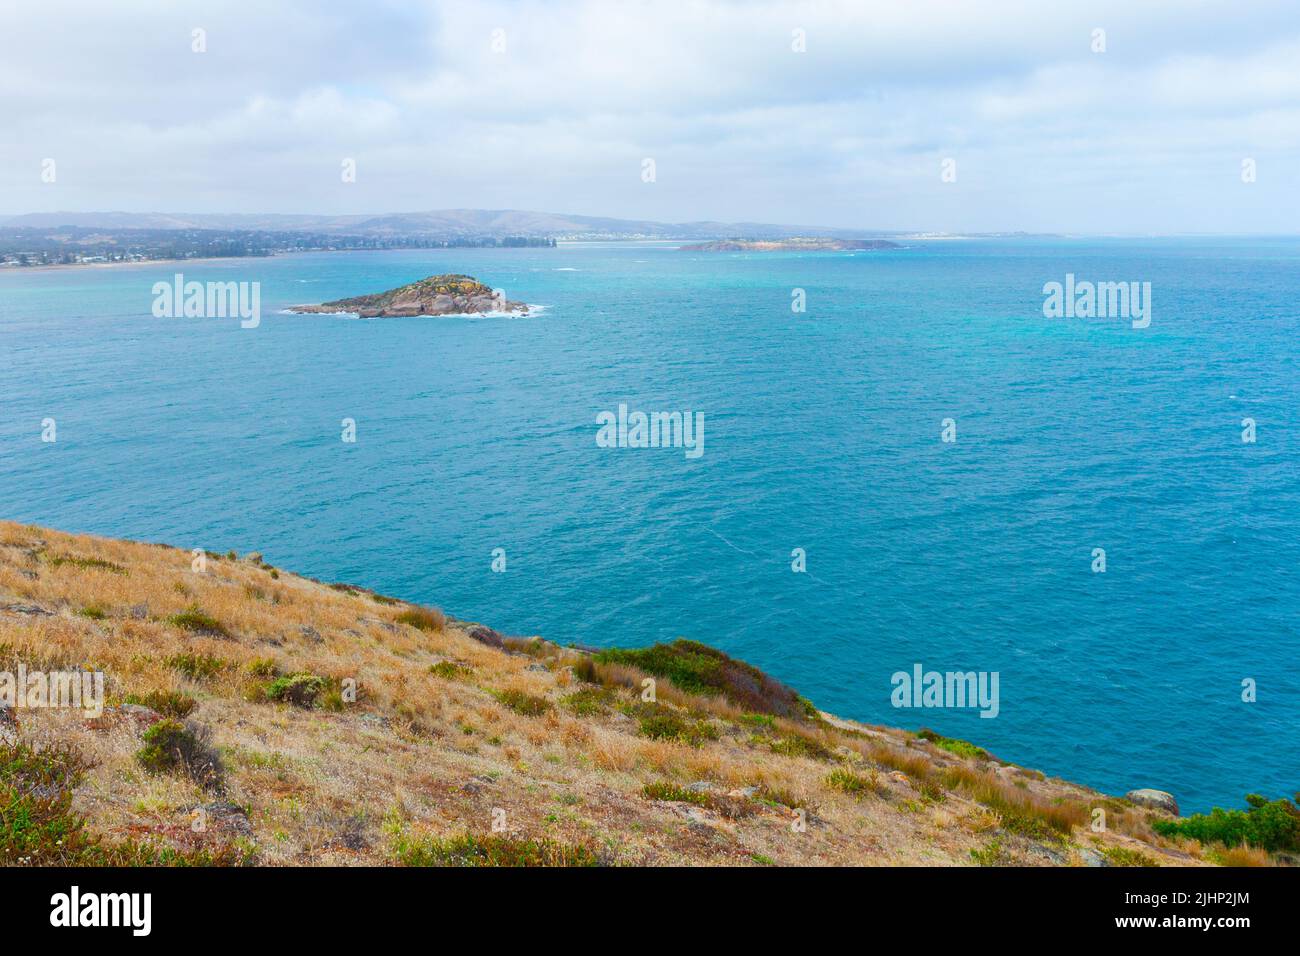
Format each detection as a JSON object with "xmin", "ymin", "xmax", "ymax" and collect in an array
[
  {"xmin": 766, "ymin": 732, "xmax": 834, "ymax": 761},
  {"xmin": 560, "ymin": 687, "xmax": 615, "ymax": 716},
  {"xmin": 135, "ymin": 719, "xmax": 222, "ymax": 786},
  {"xmin": 265, "ymin": 673, "xmax": 329, "ymax": 708},
  {"xmin": 2, "ymin": 738, "xmax": 243, "ymax": 865},
  {"xmin": 634, "ymin": 707, "xmax": 718, "ymax": 747},
  {"xmin": 495, "ymin": 689, "xmax": 551, "ymax": 717},
  {"xmin": 917, "ymin": 728, "xmax": 990, "ymax": 760},
  {"xmin": 595, "ymin": 639, "xmax": 815, "ymax": 720},
  {"xmin": 166, "ymin": 606, "xmax": 228, "ymax": 637},
  {"xmin": 827, "ymin": 767, "xmax": 885, "ymax": 798},
  {"xmin": 641, "ymin": 781, "xmax": 754, "ymax": 819},
  {"xmin": 429, "ymin": 660, "xmax": 472, "ymax": 681},
  {"xmin": 1152, "ymin": 794, "xmax": 1300, "ymax": 854},
  {"xmin": 166, "ymin": 653, "xmax": 230, "ymax": 682}
]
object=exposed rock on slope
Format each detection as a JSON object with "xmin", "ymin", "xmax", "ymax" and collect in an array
[{"xmin": 290, "ymin": 274, "xmax": 528, "ymax": 317}]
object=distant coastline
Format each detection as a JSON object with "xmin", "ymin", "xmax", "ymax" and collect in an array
[{"xmin": 680, "ymin": 237, "xmax": 902, "ymax": 252}]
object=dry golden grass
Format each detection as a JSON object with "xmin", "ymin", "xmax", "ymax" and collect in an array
[
  {"xmin": 0, "ymin": 520, "xmax": 1239, "ymax": 867},
  {"xmin": 1210, "ymin": 844, "xmax": 1274, "ymax": 867}
]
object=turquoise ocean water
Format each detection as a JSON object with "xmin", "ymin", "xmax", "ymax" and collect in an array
[{"xmin": 1, "ymin": 237, "xmax": 1296, "ymax": 812}]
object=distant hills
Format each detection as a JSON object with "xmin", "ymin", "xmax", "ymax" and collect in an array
[
  {"xmin": 680, "ymin": 238, "xmax": 901, "ymax": 252},
  {"xmin": 0, "ymin": 208, "xmax": 901, "ymax": 242}
]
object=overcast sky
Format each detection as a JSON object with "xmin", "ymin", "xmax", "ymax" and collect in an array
[{"xmin": 1, "ymin": 0, "xmax": 1297, "ymax": 233}]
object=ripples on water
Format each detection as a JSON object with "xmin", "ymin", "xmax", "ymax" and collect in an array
[{"xmin": 1, "ymin": 237, "xmax": 1296, "ymax": 811}]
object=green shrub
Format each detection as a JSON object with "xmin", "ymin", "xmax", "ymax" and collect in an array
[
  {"xmin": 1103, "ymin": 845, "xmax": 1159, "ymax": 867},
  {"xmin": 246, "ymin": 657, "xmax": 277, "ymax": 677},
  {"xmin": 636, "ymin": 708, "xmax": 719, "ymax": 747},
  {"xmin": 641, "ymin": 781, "xmax": 754, "ymax": 819},
  {"xmin": 917, "ymin": 729, "xmax": 990, "ymax": 760},
  {"xmin": 429, "ymin": 661, "xmax": 472, "ymax": 681},
  {"xmin": 827, "ymin": 767, "xmax": 884, "ymax": 798},
  {"xmin": 166, "ymin": 653, "xmax": 230, "ymax": 681},
  {"xmin": 77, "ymin": 605, "xmax": 108, "ymax": 620},
  {"xmin": 393, "ymin": 833, "xmax": 600, "ymax": 867},
  {"xmin": 1152, "ymin": 794, "xmax": 1300, "ymax": 854},
  {"xmin": 595, "ymin": 639, "xmax": 813, "ymax": 720},
  {"xmin": 494, "ymin": 689, "xmax": 551, "ymax": 717},
  {"xmin": 560, "ymin": 687, "xmax": 615, "ymax": 716},
  {"xmin": 642, "ymin": 781, "xmax": 710, "ymax": 805},
  {"xmin": 767, "ymin": 733, "xmax": 834, "ymax": 761},
  {"xmin": 166, "ymin": 605, "xmax": 228, "ymax": 637},
  {"xmin": 970, "ymin": 839, "xmax": 1009, "ymax": 866},
  {"xmin": 1, "ymin": 739, "xmax": 98, "ymax": 865},
  {"xmin": 135, "ymin": 719, "xmax": 221, "ymax": 785},
  {"xmin": 265, "ymin": 673, "xmax": 329, "ymax": 708},
  {"xmin": 1, "ymin": 738, "xmax": 246, "ymax": 865}
]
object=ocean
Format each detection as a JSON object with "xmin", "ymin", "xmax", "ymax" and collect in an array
[{"xmin": 1, "ymin": 237, "xmax": 1296, "ymax": 813}]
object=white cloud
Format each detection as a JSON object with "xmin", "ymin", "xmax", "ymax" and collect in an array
[{"xmin": 0, "ymin": 0, "xmax": 1297, "ymax": 231}]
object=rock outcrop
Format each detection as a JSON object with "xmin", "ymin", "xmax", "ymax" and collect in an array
[{"xmin": 1126, "ymin": 788, "xmax": 1180, "ymax": 815}]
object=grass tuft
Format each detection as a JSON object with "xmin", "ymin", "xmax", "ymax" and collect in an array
[
  {"xmin": 494, "ymin": 688, "xmax": 552, "ymax": 717},
  {"xmin": 393, "ymin": 832, "xmax": 600, "ymax": 867},
  {"xmin": 42, "ymin": 553, "xmax": 128, "ymax": 575},
  {"xmin": 166, "ymin": 652, "xmax": 230, "ymax": 682},
  {"xmin": 395, "ymin": 606, "xmax": 446, "ymax": 632},
  {"xmin": 124, "ymin": 689, "xmax": 197, "ymax": 718}
]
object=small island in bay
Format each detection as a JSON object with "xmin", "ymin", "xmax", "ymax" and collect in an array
[
  {"xmin": 680, "ymin": 237, "xmax": 901, "ymax": 252},
  {"xmin": 289, "ymin": 273, "xmax": 528, "ymax": 317}
]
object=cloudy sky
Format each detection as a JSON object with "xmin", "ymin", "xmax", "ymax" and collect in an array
[{"xmin": 1, "ymin": 0, "xmax": 1297, "ymax": 232}]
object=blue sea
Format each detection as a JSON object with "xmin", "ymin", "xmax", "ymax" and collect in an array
[{"xmin": 2, "ymin": 237, "xmax": 1296, "ymax": 813}]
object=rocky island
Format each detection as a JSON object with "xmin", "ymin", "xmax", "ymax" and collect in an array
[
  {"xmin": 680, "ymin": 237, "xmax": 901, "ymax": 252},
  {"xmin": 289, "ymin": 273, "xmax": 528, "ymax": 317}
]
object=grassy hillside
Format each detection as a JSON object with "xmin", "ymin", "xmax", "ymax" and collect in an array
[{"xmin": 0, "ymin": 521, "xmax": 1276, "ymax": 867}]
